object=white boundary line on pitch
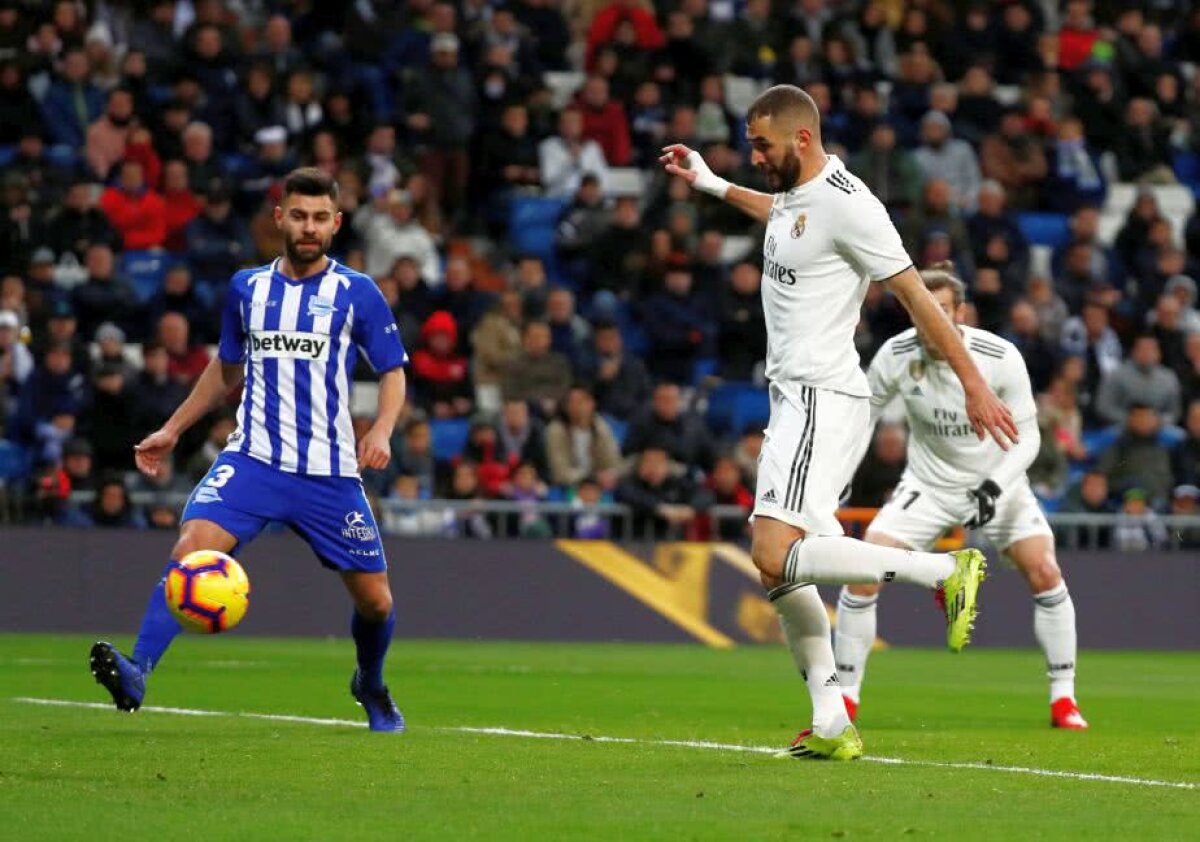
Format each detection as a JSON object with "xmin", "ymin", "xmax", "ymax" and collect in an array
[{"xmin": 12, "ymin": 697, "xmax": 1197, "ymax": 792}]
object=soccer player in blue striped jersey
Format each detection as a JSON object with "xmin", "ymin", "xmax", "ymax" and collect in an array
[{"xmin": 90, "ymin": 168, "xmax": 411, "ymax": 731}]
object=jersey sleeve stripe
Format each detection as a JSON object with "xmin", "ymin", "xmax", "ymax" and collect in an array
[{"xmin": 871, "ymin": 263, "xmax": 914, "ymax": 283}]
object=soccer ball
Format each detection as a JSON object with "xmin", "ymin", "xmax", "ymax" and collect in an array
[{"xmin": 164, "ymin": 551, "xmax": 251, "ymax": 634}]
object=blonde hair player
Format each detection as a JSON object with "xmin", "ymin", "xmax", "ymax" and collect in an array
[
  {"xmin": 661, "ymin": 87, "xmax": 1019, "ymax": 759},
  {"xmin": 835, "ymin": 264, "xmax": 1087, "ymax": 730}
]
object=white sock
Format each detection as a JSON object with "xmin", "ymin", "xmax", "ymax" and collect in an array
[
  {"xmin": 1033, "ymin": 582, "xmax": 1077, "ymax": 702},
  {"xmin": 769, "ymin": 582, "xmax": 850, "ymax": 738},
  {"xmin": 783, "ymin": 536, "xmax": 954, "ymax": 588},
  {"xmin": 834, "ymin": 588, "xmax": 878, "ymax": 704}
]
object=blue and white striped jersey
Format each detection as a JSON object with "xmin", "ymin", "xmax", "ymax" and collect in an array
[{"xmin": 218, "ymin": 258, "xmax": 408, "ymax": 477}]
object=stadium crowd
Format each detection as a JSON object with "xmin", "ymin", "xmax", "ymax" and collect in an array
[{"xmin": 0, "ymin": 0, "xmax": 1198, "ymax": 547}]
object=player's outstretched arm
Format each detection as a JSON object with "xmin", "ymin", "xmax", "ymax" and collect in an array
[
  {"xmin": 885, "ymin": 268, "xmax": 1019, "ymax": 449},
  {"xmin": 134, "ymin": 359, "xmax": 245, "ymax": 476},
  {"xmin": 357, "ymin": 367, "xmax": 406, "ymax": 471},
  {"xmin": 659, "ymin": 144, "xmax": 773, "ymax": 224}
]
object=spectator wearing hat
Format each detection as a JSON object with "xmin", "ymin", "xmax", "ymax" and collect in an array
[
  {"xmin": 92, "ymin": 322, "xmax": 136, "ymax": 383},
  {"xmin": 410, "ymin": 310, "xmax": 473, "ymax": 419},
  {"xmin": 184, "ymin": 181, "xmax": 253, "ymax": 289},
  {"xmin": 0, "ymin": 308, "xmax": 33, "ymax": 398},
  {"xmin": 355, "ymin": 187, "xmax": 441, "ymax": 283},
  {"xmin": 99, "ymin": 158, "xmax": 167, "ymax": 250},
  {"xmin": 403, "ymin": 32, "xmax": 478, "ymax": 225},
  {"xmin": 540, "ymin": 107, "xmax": 610, "ymax": 199},
  {"xmin": 1097, "ymin": 334, "xmax": 1182, "ymax": 427},
  {"xmin": 35, "ymin": 300, "xmax": 91, "ymax": 376},
  {"xmin": 45, "ymin": 180, "xmax": 120, "ymax": 261},
  {"xmin": 1169, "ymin": 484, "xmax": 1200, "ymax": 548},
  {"xmin": 1114, "ymin": 488, "xmax": 1169, "ymax": 551},
  {"xmin": 72, "ymin": 244, "xmax": 136, "ymax": 341},
  {"xmin": 239, "ymin": 125, "xmax": 297, "ymax": 213},
  {"xmin": 81, "ymin": 361, "xmax": 139, "ymax": 473},
  {"xmin": 39, "ymin": 47, "xmax": 104, "ymax": 150},
  {"xmin": 62, "ymin": 436, "xmax": 96, "ymax": 493},
  {"xmin": 913, "ymin": 110, "xmax": 981, "ymax": 211}
]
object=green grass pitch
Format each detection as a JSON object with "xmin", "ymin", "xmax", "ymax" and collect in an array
[{"xmin": 0, "ymin": 634, "xmax": 1196, "ymax": 840}]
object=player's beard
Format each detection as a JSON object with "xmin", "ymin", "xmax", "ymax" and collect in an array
[
  {"xmin": 763, "ymin": 149, "xmax": 802, "ymax": 191},
  {"xmin": 284, "ymin": 231, "xmax": 331, "ymax": 271}
]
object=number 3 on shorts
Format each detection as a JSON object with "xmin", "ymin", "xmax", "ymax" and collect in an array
[{"xmin": 205, "ymin": 464, "xmax": 236, "ymax": 488}]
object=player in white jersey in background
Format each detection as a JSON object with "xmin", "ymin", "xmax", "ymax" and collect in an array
[
  {"xmin": 835, "ymin": 265, "xmax": 1088, "ymax": 730},
  {"xmin": 661, "ymin": 85, "xmax": 1019, "ymax": 759}
]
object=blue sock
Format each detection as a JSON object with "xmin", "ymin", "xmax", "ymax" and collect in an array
[
  {"xmin": 131, "ymin": 562, "xmax": 183, "ymax": 674},
  {"xmin": 352, "ymin": 609, "xmax": 395, "ymax": 692}
]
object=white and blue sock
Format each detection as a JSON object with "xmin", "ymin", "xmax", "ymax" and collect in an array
[
  {"xmin": 1033, "ymin": 583, "xmax": 1077, "ymax": 702},
  {"xmin": 352, "ymin": 609, "xmax": 396, "ymax": 693},
  {"xmin": 131, "ymin": 561, "xmax": 183, "ymax": 674}
]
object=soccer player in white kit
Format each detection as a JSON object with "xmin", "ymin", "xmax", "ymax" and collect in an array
[
  {"xmin": 661, "ymin": 85, "xmax": 1019, "ymax": 759},
  {"xmin": 835, "ymin": 266, "xmax": 1088, "ymax": 730}
]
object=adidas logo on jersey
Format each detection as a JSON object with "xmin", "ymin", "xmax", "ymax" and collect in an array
[
  {"xmin": 761, "ymin": 489, "xmax": 778, "ymax": 504},
  {"xmin": 249, "ymin": 330, "xmax": 330, "ymax": 361},
  {"xmin": 909, "ymin": 385, "xmax": 923, "ymax": 396}
]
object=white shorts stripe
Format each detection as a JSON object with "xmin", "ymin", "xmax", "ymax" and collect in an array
[{"xmin": 275, "ymin": 283, "xmax": 304, "ymax": 471}]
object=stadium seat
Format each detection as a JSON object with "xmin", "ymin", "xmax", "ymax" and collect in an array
[
  {"xmin": 602, "ymin": 414, "xmax": 627, "ymax": 449},
  {"xmin": 1173, "ymin": 150, "xmax": 1200, "ymax": 189},
  {"xmin": 508, "ymin": 196, "xmax": 568, "ymax": 264},
  {"xmin": 606, "ymin": 167, "xmax": 644, "ymax": 197},
  {"xmin": 1016, "ymin": 213, "xmax": 1071, "ymax": 248},
  {"xmin": 430, "ymin": 418, "xmax": 471, "ymax": 462},
  {"xmin": 120, "ymin": 250, "xmax": 169, "ymax": 303},
  {"xmin": 0, "ymin": 145, "xmax": 15, "ymax": 168},
  {"xmin": 692, "ymin": 358, "xmax": 718, "ymax": 385},
  {"xmin": 706, "ymin": 382, "xmax": 769, "ymax": 436},
  {"xmin": 0, "ymin": 440, "xmax": 31, "ymax": 481}
]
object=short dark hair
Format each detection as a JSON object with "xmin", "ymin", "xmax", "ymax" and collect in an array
[
  {"xmin": 746, "ymin": 85, "xmax": 820, "ymax": 130},
  {"xmin": 282, "ymin": 167, "xmax": 339, "ymax": 202}
]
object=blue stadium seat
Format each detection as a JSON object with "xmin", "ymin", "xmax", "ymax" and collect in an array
[
  {"xmin": 430, "ymin": 418, "xmax": 471, "ymax": 462},
  {"xmin": 1173, "ymin": 151, "xmax": 1200, "ymax": 190},
  {"xmin": 602, "ymin": 414, "xmax": 627, "ymax": 449},
  {"xmin": 1078, "ymin": 427, "xmax": 1118, "ymax": 467},
  {"xmin": 0, "ymin": 145, "xmax": 16, "ymax": 168},
  {"xmin": 0, "ymin": 440, "xmax": 31, "ymax": 481},
  {"xmin": 1016, "ymin": 212, "xmax": 1071, "ymax": 248},
  {"xmin": 508, "ymin": 196, "xmax": 568, "ymax": 261},
  {"xmin": 120, "ymin": 250, "xmax": 169, "ymax": 303},
  {"xmin": 692, "ymin": 358, "xmax": 718, "ymax": 385},
  {"xmin": 706, "ymin": 383, "xmax": 769, "ymax": 436}
]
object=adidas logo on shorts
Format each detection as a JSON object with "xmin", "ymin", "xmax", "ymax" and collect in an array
[{"xmin": 761, "ymin": 489, "xmax": 778, "ymax": 504}]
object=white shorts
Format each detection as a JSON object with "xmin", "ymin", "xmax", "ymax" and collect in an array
[
  {"xmin": 752, "ymin": 384, "xmax": 871, "ymax": 536},
  {"xmin": 868, "ymin": 475, "xmax": 1053, "ymax": 553}
]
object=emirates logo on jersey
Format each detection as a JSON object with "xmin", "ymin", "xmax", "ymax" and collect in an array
[{"xmin": 791, "ymin": 213, "xmax": 807, "ymax": 239}]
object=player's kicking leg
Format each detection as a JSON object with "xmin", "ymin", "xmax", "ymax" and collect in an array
[
  {"xmin": 1005, "ymin": 535, "xmax": 1087, "ymax": 729},
  {"xmin": 342, "ymin": 570, "xmax": 405, "ymax": 733},
  {"xmin": 90, "ymin": 518, "xmax": 239, "ymax": 711}
]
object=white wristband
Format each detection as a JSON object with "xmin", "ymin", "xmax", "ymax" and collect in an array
[{"xmin": 686, "ymin": 151, "xmax": 731, "ymax": 199}]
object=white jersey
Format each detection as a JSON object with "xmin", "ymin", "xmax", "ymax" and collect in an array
[
  {"xmin": 867, "ymin": 326, "xmax": 1038, "ymax": 490},
  {"xmin": 762, "ymin": 155, "xmax": 912, "ymax": 397}
]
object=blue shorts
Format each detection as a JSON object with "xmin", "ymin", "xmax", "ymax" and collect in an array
[{"xmin": 182, "ymin": 451, "xmax": 387, "ymax": 573}]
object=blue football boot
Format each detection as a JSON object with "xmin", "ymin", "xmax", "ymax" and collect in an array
[
  {"xmin": 350, "ymin": 670, "xmax": 405, "ymax": 732},
  {"xmin": 89, "ymin": 641, "xmax": 145, "ymax": 712}
]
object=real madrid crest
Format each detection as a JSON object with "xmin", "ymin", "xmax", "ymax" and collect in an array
[
  {"xmin": 791, "ymin": 212, "xmax": 807, "ymax": 239},
  {"xmin": 908, "ymin": 359, "xmax": 926, "ymax": 381}
]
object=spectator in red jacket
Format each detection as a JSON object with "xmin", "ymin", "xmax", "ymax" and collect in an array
[
  {"xmin": 410, "ymin": 310, "xmax": 474, "ymax": 418},
  {"xmin": 158, "ymin": 311, "xmax": 210, "ymax": 386},
  {"xmin": 99, "ymin": 159, "xmax": 167, "ymax": 250},
  {"xmin": 574, "ymin": 76, "xmax": 632, "ymax": 167},
  {"xmin": 160, "ymin": 160, "xmax": 203, "ymax": 252},
  {"xmin": 586, "ymin": 0, "xmax": 665, "ymax": 70},
  {"xmin": 1058, "ymin": 0, "xmax": 1100, "ymax": 72}
]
